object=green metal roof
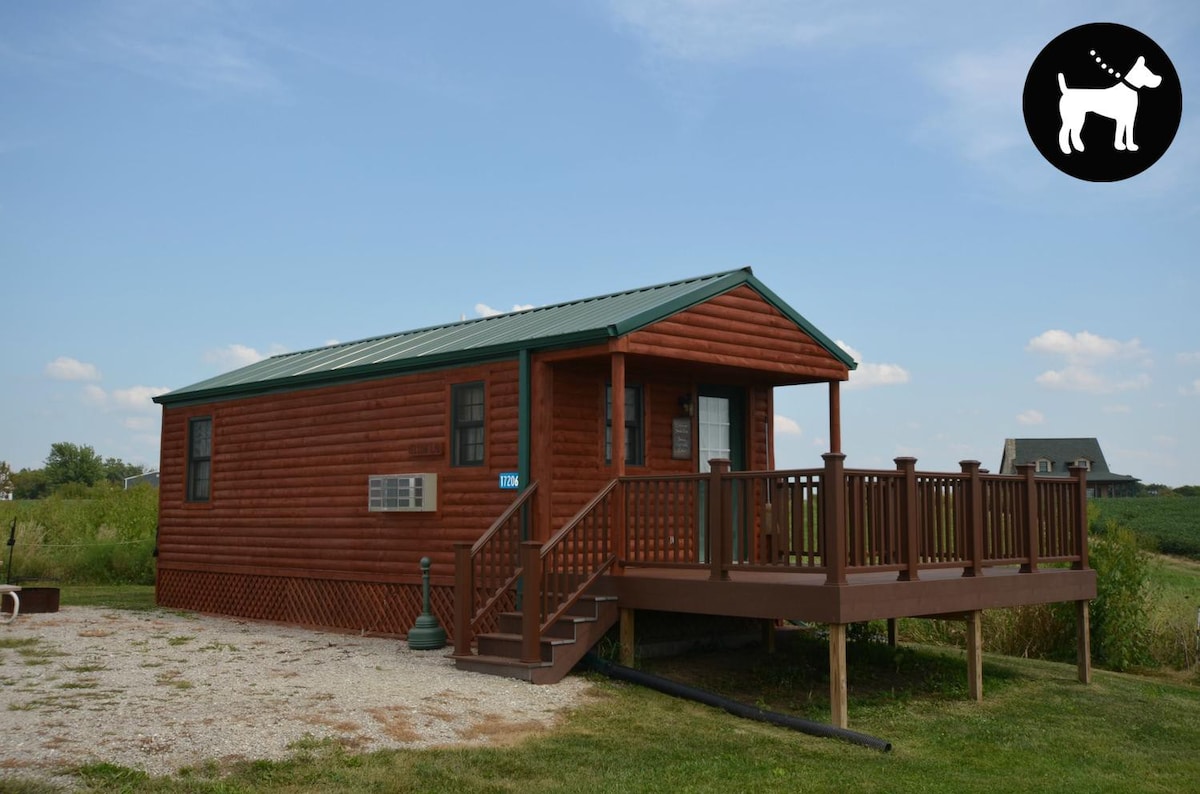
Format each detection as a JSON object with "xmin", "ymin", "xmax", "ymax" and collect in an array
[{"xmin": 155, "ymin": 267, "xmax": 855, "ymax": 406}]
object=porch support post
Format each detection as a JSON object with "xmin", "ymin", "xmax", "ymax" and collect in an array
[
  {"xmin": 762, "ymin": 619, "xmax": 777, "ymax": 654},
  {"xmin": 531, "ymin": 356, "xmax": 554, "ymax": 543},
  {"xmin": 828, "ymin": 381, "xmax": 842, "ymax": 454},
  {"xmin": 620, "ymin": 608, "xmax": 636, "ymax": 667},
  {"xmin": 611, "ymin": 352, "xmax": 626, "ymax": 478},
  {"xmin": 829, "ymin": 623, "xmax": 848, "ymax": 728},
  {"xmin": 966, "ymin": 610, "xmax": 983, "ymax": 702},
  {"xmin": 1076, "ymin": 600, "xmax": 1092, "ymax": 684},
  {"xmin": 887, "ymin": 618, "xmax": 898, "ymax": 648}
]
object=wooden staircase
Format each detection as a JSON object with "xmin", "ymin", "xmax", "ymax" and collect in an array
[{"xmin": 454, "ymin": 592, "xmax": 618, "ymax": 684}]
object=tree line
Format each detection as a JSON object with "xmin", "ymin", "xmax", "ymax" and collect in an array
[{"xmin": 0, "ymin": 442, "xmax": 149, "ymax": 499}]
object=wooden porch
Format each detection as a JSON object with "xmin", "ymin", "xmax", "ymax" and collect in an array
[{"xmin": 453, "ymin": 455, "xmax": 1097, "ymax": 727}]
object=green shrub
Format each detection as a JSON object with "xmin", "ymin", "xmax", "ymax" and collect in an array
[
  {"xmin": 0, "ymin": 486, "xmax": 157, "ymax": 585},
  {"xmin": 1089, "ymin": 520, "xmax": 1151, "ymax": 671}
]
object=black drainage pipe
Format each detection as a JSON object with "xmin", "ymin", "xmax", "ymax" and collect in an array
[{"xmin": 583, "ymin": 654, "xmax": 893, "ymax": 753}]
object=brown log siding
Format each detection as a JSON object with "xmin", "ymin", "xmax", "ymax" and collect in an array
[
  {"xmin": 157, "ymin": 361, "xmax": 521, "ymax": 596},
  {"xmin": 626, "ymin": 285, "xmax": 849, "ymax": 382}
]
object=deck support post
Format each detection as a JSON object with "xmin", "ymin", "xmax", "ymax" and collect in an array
[
  {"xmin": 829, "ymin": 623, "xmax": 848, "ymax": 728},
  {"xmin": 887, "ymin": 618, "xmax": 898, "ymax": 648},
  {"xmin": 1076, "ymin": 600, "xmax": 1092, "ymax": 684},
  {"xmin": 762, "ymin": 619, "xmax": 776, "ymax": 654},
  {"xmin": 620, "ymin": 608, "xmax": 635, "ymax": 667},
  {"xmin": 966, "ymin": 610, "xmax": 983, "ymax": 702}
]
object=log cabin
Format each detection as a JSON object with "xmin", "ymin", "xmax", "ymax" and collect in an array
[{"xmin": 154, "ymin": 267, "xmax": 1096, "ymax": 727}]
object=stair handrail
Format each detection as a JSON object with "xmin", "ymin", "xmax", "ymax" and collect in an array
[
  {"xmin": 454, "ymin": 481, "xmax": 538, "ymax": 656},
  {"xmin": 521, "ymin": 479, "xmax": 619, "ymax": 662}
]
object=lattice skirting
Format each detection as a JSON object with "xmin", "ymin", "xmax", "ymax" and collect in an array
[{"xmin": 157, "ymin": 569, "xmax": 456, "ymax": 640}]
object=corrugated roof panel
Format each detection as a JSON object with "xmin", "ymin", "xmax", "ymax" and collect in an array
[{"xmin": 155, "ymin": 268, "xmax": 853, "ymax": 405}]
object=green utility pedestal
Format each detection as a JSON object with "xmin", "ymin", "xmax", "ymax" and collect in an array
[{"xmin": 407, "ymin": 557, "xmax": 447, "ymax": 651}]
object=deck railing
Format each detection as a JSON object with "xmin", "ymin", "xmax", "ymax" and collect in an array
[
  {"xmin": 621, "ymin": 455, "xmax": 1089, "ymax": 584},
  {"xmin": 453, "ymin": 482, "xmax": 538, "ymax": 655},
  {"xmin": 455, "ymin": 457, "xmax": 1088, "ymax": 656},
  {"xmin": 520, "ymin": 481, "xmax": 619, "ymax": 663}
]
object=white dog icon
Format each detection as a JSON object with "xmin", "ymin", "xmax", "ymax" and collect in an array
[{"xmin": 1058, "ymin": 54, "xmax": 1162, "ymax": 154}]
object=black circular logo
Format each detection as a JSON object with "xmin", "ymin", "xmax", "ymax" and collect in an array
[{"xmin": 1023, "ymin": 23, "xmax": 1182, "ymax": 182}]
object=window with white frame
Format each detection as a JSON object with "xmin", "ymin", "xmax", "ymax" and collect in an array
[{"xmin": 1036, "ymin": 458, "xmax": 1052, "ymax": 473}]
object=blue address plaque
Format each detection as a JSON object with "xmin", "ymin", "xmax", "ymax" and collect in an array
[{"xmin": 498, "ymin": 472, "xmax": 521, "ymax": 490}]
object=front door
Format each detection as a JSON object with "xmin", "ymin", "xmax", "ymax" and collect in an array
[
  {"xmin": 697, "ymin": 387, "xmax": 746, "ymax": 562},
  {"xmin": 697, "ymin": 387, "xmax": 745, "ymax": 472}
]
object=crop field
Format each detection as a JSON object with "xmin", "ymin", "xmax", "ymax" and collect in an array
[{"xmin": 1090, "ymin": 497, "xmax": 1200, "ymax": 559}]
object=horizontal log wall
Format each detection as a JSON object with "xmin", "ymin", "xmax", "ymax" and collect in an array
[
  {"xmin": 625, "ymin": 285, "xmax": 850, "ymax": 381},
  {"xmin": 158, "ymin": 361, "xmax": 522, "ymax": 619}
]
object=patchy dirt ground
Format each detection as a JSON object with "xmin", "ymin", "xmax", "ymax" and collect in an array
[{"xmin": 0, "ymin": 606, "xmax": 591, "ymax": 786}]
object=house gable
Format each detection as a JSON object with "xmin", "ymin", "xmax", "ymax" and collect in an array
[{"xmin": 625, "ymin": 284, "xmax": 850, "ymax": 382}]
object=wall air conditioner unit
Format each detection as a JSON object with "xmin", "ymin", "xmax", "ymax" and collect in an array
[{"xmin": 367, "ymin": 473, "xmax": 437, "ymax": 512}]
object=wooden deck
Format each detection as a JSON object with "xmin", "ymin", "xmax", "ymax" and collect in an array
[
  {"xmin": 600, "ymin": 563, "xmax": 1095, "ymax": 625},
  {"xmin": 453, "ymin": 455, "xmax": 1098, "ymax": 725}
]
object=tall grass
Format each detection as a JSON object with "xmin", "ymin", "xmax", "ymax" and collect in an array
[{"xmin": 0, "ymin": 485, "xmax": 157, "ymax": 585}]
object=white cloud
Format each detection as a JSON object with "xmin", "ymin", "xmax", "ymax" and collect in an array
[
  {"xmin": 1016, "ymin": 409, "xmax": 1044, "ymax": 426},
  {"xmin": 774, "ymin": 415, "xmax": 802, "ymax": 435},
  {"xmin": 475, "ymin": 303, "xmax": 535, "ymax": 318},
  {"xmin": 1180, "ymin": 379, "xmax": 1200, "ymax": 396},
  {"xmin": 203, "ymin": 343, "xmax": 286, "ymax": 371},
  {"xmin": 45, "ymin": 356, "xmax": 101, "ymax": 381},
  {"xmin": 1027, "ymin": 330, "xmax": 1148, "ymax": 360},
  {"xmin": 1027, "ymin": 329, "xmax": 1152, "ymax": 394},
  {"xmin": 835, "ymin": 340, "xmax": 910, "ymax": 390}
]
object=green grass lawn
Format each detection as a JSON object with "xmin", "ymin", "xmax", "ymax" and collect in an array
[{"xmin": 5, "ymin": 616, "xmax": 1196, "ymax": 793}]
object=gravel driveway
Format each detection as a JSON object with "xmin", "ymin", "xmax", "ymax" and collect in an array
[{"xmin": 0, "ymin": 606, "xmax": 592, "ymax": 785}]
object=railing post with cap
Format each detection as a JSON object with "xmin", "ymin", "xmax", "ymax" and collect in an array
[
  {"xmin": 960, "ymin": 460, "xmax": 984, "ymax": 577},
  {"xmin": 896, "ymin": 457, "xmax": 920, "ymax": 581},
  {"xmin": 707, "ymin": 459, "xmax": 731, "ymax": 581},
  {"xmin": 453, "ymin": 543, "xmax": 472, "ymax": 656},
  {"xmin": 520, "ymin": 540, "xmax": 542, "ymax": 663},
  {"xmin": 1018, "ymin": 463, "xmax": 1040, "ymax": 573},
  {"xmin": 822, "ymin": 453, "xmax": 847, "ymax": 586},
  {"xmin": 1068, "ymin": 464, "xmax": 1089, "ymax": 569}
]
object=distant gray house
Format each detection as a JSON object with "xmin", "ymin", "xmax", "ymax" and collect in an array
[
  {"xmin": 123, "ymin": 471, "xmax": 160, "ymax": 490},
  {"xmin": 999, "ymin": 438, "xmax": 1139, "ymax": 498}
]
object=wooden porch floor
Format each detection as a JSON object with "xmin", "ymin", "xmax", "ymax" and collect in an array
[{"xmin": 596, "ymin": 564, "xmax": 1097, "ymax": 625}]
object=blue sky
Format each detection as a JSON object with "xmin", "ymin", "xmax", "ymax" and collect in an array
[{"xmin": 3, "ymin": 1, "xmax": 1197, "ymax": 485}]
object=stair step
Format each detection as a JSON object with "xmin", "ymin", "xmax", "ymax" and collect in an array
[
  {"xmin": 498, "ymin": 611, "xmax": 593, "ymax": 639},
  {"xmin": 453, "ymin": 653, "xmax": 552, "ymax": 683},
  {"xmin": 476, "ymin": 632, "xmax": 574, "ymax": 663}
]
